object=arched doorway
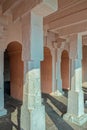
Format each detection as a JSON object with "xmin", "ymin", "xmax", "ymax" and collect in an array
[
  {"xmin": 61, "ymin": 50, "xmax": 69, "ymax": 91},
  {"xmin": 41, "ymin": 47, "xmax": 52, "ymax": 93},
  {"xmin": 82, "ymin": 45, "xmax": 87, "ymax": 88},
  {"xmin": 4, "ymin": 41, "xmax": 24, "ymax": 101}
]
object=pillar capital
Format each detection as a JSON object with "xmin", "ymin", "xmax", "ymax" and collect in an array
[
  {"xmin": 31, "ymin": 0, "xmax": 58, "ymax": 17},
  {"xmin": 57, "ymin": 48, "xmax": 62, "ymax": 59},
  {"xmin": 50, "ymin": 47, "xmax": 56, "ymax": 60}
]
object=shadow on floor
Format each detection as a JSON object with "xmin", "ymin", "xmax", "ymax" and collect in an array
[
  {"xmin": 42, "ymin": 93, "xmax": 74, "ymax": 130},
  {"xmin": 0, "ymin": 94, "xmax": 22, "ymax": 130},
  {"xmin": 45, "ymin": 102, "xmax": 74, "ymax": 130},
  {"xmin": 42, "ymin": 93, "xmax": 67, "ymax": 116}
]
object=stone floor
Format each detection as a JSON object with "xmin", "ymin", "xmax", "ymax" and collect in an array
[
  {"xmin": 0, "ymin": 92, "xmax": 87, "ymax": 130},
  {"xmin": 44, "ymin": 93, "xmax": 87, "ymax": 130},
  {"xmin": 12, "ymin": 92, "xmax": 87, "ymax": 130}
]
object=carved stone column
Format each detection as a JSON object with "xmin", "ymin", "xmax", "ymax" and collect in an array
[
  {"xmin": 63, "ymin": 34, "xmax": 87, "ymax": 125},
  {"xmin": 0, "ymin": 49, "xmax": 7, "ymax": 116},
  {"xmin": 21, "ymin": 1, "xmax": 58, "ymax": 130}
]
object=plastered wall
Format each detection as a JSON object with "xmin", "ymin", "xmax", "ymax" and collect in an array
[
  {"xmin": 61, "ymin": 50, "xmax": 69, "ymax": 90},
  {"xmin": 41, "ymin": 47, "xmax": 52, "ymax": 93},
  {"xmin": 7, "ymin": 42, "xmax": 24, "ymax": 101},
  {"xmin": 82, "ymin": 45, "xmax": 87, "ymax": 87}
]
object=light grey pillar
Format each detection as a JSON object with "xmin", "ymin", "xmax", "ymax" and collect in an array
[
  {"xmin": 56, "ymin": 48, "xmax": 63, "ymax": 95},
  {"xmin": 0, "ymin": 50, "xmax": 7, "ymax": 116},
  {"xmin": 63, "ymin": 34, "xmax": 87, "ymax": 125},
  {"xmin": 51, "ymin": 48, "xmax": 57, "ymax": 93},
  {"xmin": 21, "ymin": 1, "xmax": 58, "ymax": 130}
]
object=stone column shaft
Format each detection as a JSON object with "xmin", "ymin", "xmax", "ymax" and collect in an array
[
  {"xmin": 21, "ymin": 1, "xmax": 58, "ymax": 130},
  {"xmin": 68, "ymin": 59, "xmax": 84, "ymax": 116},
  {"xmin": 63, "ymin": 34, "xmax": 87, "ymax": 126},
  {"xmin": 56, "ymin": 49, "xmax": 62, "ymax": 94},
  {"xmin": 51, "ymin": 48, "xmax": 57, "ymax": 92},
  {"xmin": 0, "ymin": 50, "xmax": 7, "ymax": 116},
  {"xmin": 71, "ymin": 59, "xmax": 82, "ymax": 91}
]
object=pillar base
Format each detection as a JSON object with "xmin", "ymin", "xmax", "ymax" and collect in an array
[
  {"xmin": 30, "ymin": 105, "xmax": 45, "ymax": 130},
  {"xmin": 0, "ymin": 108, "xmax": 7, "ymax": 117},
  {"xmin": 63, "ymin": 113, "xmax": 87, "ymax": 126},
  {"xmin": 51, "ymin": 90, "xmax": 63, "ymax": 96},
  {"xmin": 21, "ymin": 105, "xmax": 45, "ymax": 130}
]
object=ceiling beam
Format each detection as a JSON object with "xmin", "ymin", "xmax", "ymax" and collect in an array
[
  {"xmin": 46, "ymin": 8, "xmax": 87, "ymax": 31},
  {"xmin": 54, "ymin": 21, "xmax": 87, "ymax": 36},
  {"xmin": 2, "ymin": 0, "xmax": 18, "ymax": 14},
  {"xmin": 44, "ymin": 0, "xmax": 87, "ymax": 25},
  {"xmin": 12, "ymin": 0, "xmax": 41, "ymax": 21}
]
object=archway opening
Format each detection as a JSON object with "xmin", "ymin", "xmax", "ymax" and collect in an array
[
  {"xmin": 4, "ymin": 41, "xmax": 24, "ymax": 101},
  {"xmin": 41, "ymin": 47, "xmax": 52, "ymax": 93},
  {"xmin": 61, "ymin": 50, "xmax": 69, "ymax": 91}
]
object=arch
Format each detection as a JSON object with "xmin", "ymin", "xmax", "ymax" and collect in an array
[
  {"xmin": 82, "ymin": 45, "xmax": 87, "ymax": 88},
  {"xmin": 61, "ymin": 50, "xmax": 70, "ymax": 90},
  {"xmin": 4, "ymin": 41, "xmax": 24, "ymax": 101},
  {"xmin": 7, "ymin": 41, "xmax": 22, "ymax": 50},
  {"xmin": 41, "ymin": 47, "xmax": 52, "ymax": 93}
]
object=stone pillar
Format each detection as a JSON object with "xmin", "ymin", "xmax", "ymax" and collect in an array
[
  {"xmin": 28, "ymin": 61, "xmax": 45, "ymax": 130},
  {"xmin": 21, "ymin": 1, "xmax": 58, "ymax": 130},
  {"xmin": 51, "ymin": 48, "xmax": 57, "ymax": 93},
  {"xmin": 21, "ymin": 13, "xmax": 45, "ymax": 130},
  {"xmin": 56, "ymin": 48, "xmax": 63, "ymax": 95},
  {"xmin": 0, "ymin": 49, "xmax": 7, "ymax": 116},
  {"xmin": 21, "ymin": 61, "xmax": 45, "ymax": 130},
  {"xmin": 63, "ymin": 34, "xmax": 87, "ymax": 125}
]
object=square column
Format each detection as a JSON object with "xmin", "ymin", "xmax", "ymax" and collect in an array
[
  {"xmin": 21, "ymin": 61, "xmax": 45, "ymax": 130},
  {"xmin": 51, "ymin": 48, "xmax": 57, "ymax": 93},
  {"xmin": 21, "ymin": 12, "xmax": 45, "ymax": 130},
  {"xmin": 28, "ymin": 61, "xmax": 45, "ymax": 130},
  {"xmin": 56, "ymin": 48, "xmax": 63, "ymax": 95},
  {"xmin": 0, "ymin": 50, "xmax": 7, "ymax": 116},
  {"xmin": 63, "ymin": 34, "xmax": 87, "ymax": 125},
  {"xmin": 51, "ymin": 46, "xmax": 63, "ymax": 96},
  {"xmin": 21, "ymin": 1, "xmax": 58, "ymax": 130}
]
